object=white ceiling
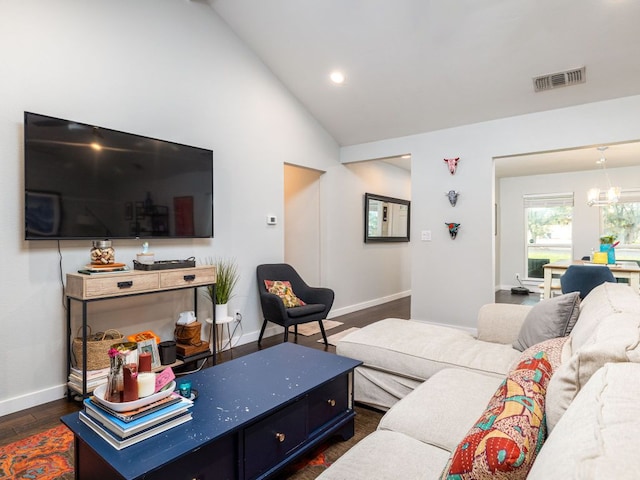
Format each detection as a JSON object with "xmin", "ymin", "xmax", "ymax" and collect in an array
[{"xmin": 209, "ymin": 0, "xmax": 640, "ymax": 176}]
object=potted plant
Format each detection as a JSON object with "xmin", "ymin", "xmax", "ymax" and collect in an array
[
  {"xmin": 204, "ymin": 257, "xmax": 239, "ymax": 321},
  {"xmin": 599, "ymin": 235, "xmax": 616, "ymax": 245},
  {"xmin": 599, "ymin": 235, "xmax": 618, "ymax": 264}
]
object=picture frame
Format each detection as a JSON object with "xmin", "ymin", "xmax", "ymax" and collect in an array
[
  {"xmin": 136, "ymin": 339, "xmax": 161, "ymax": 369},
  {"xmin": 364, "ymin": 193, "xmax": 410, "ymax": 243}
]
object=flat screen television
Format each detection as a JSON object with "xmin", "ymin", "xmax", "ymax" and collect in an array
[{"xmin": 24, "ymin": 112, "xmax": 214, "ymax": 240}]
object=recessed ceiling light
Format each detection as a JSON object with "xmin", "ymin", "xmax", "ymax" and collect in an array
[{"xmin": 330, "ymin": 71, "xmax": 346, "ymax": 84}]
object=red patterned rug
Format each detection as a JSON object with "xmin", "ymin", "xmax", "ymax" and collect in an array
[
  {"xmin": 0, "ymin": 425, "xmax": 74, "ymax": 480},
  {"xmin": 0, "ymin": 405, "xmax": 381, "ymax": 479}
]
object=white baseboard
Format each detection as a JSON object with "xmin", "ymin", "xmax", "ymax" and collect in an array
[
  {"xmin": 327, "ymin": 290, "xmax": 411, "ymax": 319},
  {"xmin": 496, "ymin": 282, "xmax": 540, "ymax": 292},
  {"xmin": 0, "ymin": 384, "xmax": 67, "ymax": 417}
]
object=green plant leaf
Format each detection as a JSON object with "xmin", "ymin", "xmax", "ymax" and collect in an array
[{"xmin": 203, "ymin": 257, "xmax": 239, "ymax": 305}]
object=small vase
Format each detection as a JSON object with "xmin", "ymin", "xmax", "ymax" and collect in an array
[
  {"xmin": 599, "ymin": 244, "xmax": 616, "ymax": 265},
  {"xmin": 106, "ymin": 356, "xmax": 124, "ymax": 403}
]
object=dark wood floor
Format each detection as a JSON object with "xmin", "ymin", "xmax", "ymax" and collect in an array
[
  {"xmin": 0, "ymin": 291, "xmax": 532, "ymax": 447},
  {"xmin": 494, "ymin": 288, "xmax": 541, "ymax": 306}
]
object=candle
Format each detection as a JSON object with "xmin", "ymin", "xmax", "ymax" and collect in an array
[
  {"xmin": 122, "ymin": 364, "xmax": 139, "ymax": 402},
  {"xmin": 137, "ymin": 372, "xmax": 156, "ymax": 398},
  {"xmin": 138, "ymin": 352, "xmax": 152, "ymax": 372}
]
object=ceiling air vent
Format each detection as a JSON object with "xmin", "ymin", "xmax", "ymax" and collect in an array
[{"xmin": 533, "ymin": 66, "xmax": 586, "ymax": 92}]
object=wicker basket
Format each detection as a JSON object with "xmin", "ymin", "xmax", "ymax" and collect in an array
[{"xmin": 72, "ymin": 327, "xmax": 124, "ymax": 371}]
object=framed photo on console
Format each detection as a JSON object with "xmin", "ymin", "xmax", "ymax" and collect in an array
[{"xmin": 137, "ymin": 339, "xmax": 161, "ymax": 369}]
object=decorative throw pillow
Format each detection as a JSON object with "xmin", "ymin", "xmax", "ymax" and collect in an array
[
  {"xmin": 440, "ymin": 337, "xmax": 568, "ymax": 480},
  {"xmin": 508, "ymin": 336, "xmax": 571, "ymax": 373},
  {"xmin": 264, "ymin": 280, "xmax": 306, "ymax": 308},
  {"xmin": 512, "ymin": 292, "xmax": 581, "ymax": 352}
]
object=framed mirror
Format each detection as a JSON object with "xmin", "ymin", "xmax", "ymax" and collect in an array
[{"xmin": 364, "ymin": 193, "xmax": 411, "ymax": 243}]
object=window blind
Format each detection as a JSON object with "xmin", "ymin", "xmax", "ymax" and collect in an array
[{"xmin": 523, "ymin": 192, "xmax": 574, "ymax": 209}]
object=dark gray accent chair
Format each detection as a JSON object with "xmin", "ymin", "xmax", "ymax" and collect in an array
[{"xmin": 256, "ymin": 263, "xmax": 334, "ymax": 346}]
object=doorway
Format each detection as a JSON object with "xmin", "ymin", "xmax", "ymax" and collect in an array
[{"xmin": 284, "ymin": 164, "xmax": 323, "ymax": 284}]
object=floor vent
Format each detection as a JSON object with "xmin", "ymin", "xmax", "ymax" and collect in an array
[{"xmin": 533, "ymin": 66, "xmax": 586, "ymax": 92}]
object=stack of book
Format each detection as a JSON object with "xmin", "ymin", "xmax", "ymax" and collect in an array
[
  {"xmin": 68, "ymin": 367, "xmax": 110, "ymax": 394},
  {"xmin": 79, "ymin": 393, "xmax": 193, "ymax": 450}
]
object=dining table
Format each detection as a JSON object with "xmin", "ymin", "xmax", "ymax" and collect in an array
[{"xmin": 542, "ymin": 260, "xmax": 640, "ymax": 299}]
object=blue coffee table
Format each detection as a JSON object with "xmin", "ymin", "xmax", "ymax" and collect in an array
[{"xmin": 61, "ymin": 342, "xmax": 362, "ymax": 479}]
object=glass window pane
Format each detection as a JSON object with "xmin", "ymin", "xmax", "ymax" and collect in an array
[
  {"xmin": 525, "ymin": 203, "xmax": 573, "ymax": 278},
  {"xmin": 601, "ymin": 201, "xmax": 640, "ymax": 265}
]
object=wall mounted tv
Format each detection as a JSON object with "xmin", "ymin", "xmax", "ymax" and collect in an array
[{"xmin": 24, "ymin": 112, "xmax": 214, "ymax": 240}]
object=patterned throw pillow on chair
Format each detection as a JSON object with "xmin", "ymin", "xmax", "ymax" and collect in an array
[
  {"xmin": 440, "ymin": 337, "xmax": 568, "ymax": 480},
  {"xmin": 264, "ymin": 280, "xmax": 306, "ymax": 308}
]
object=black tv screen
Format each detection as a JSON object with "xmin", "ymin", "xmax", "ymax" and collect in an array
[{"xmin": 24, "ymin": 112, "xmax": 213, "ymax": 240}]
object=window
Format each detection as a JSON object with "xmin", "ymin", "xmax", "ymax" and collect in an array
[
  {"xmin": 600, "ymin": 189, "xmax": 640, "ymax": 265},
  {"xmin": 524, "ymin": 193, "xmax": 574, "ymax": 279}
]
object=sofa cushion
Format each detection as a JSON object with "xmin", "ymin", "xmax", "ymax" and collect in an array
[
  {"xmin": 316, "ymin": 430, "xmax": 451, "ymax": 480},
  {"xmin": 378, "ymin": 368, "xmax": 503, "ymax": 452},
  {"xmin": 528, "ymin": 363, "xmax": 640, "ymax": 479},
  {"xmin": 512, "ymin": 292, "xmax": 581, "ymax": 352},
  {"xmin": 337, "ymin": 319, "xmax": 521, "ymax": 383},
  {"xmin": 567, "ymin": 281, "xmax": 640, "ymax": 351},
  {"xmin": 441, "ymin": 338, "xmax": 567, "ymax": 479},
  {"xmin": 545, "ymin": 283, "xmax": 640, "ymax": 431},
  {"xmin": 476, "ymin": 303, "xmax": 531, "ymax": 344}
]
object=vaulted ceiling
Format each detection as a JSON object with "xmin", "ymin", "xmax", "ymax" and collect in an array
[{"xmin": 209, "ymin": 0, "xmax": 640, "ymax": 175}]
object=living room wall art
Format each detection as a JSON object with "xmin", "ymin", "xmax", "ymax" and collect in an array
[
  {"xmin": 446, "ymin": 190, "xmax": 460, "ymax": 207},
  {"xmin": 444, "ymin": 157, "xmax": 460, "ymax": 175},
  {"xmin": 445, "ymin": 222, "xmax": 461, "ymax": 239}
]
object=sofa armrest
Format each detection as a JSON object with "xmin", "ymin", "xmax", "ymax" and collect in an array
[{"xmin": 476, "ymin": 303, "xmax": 532, "ymax": 345}]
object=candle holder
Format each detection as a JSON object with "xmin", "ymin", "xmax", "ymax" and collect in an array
[{"xmin": 178, "ymin": 380, "xmax": 192, "ymax": 398}]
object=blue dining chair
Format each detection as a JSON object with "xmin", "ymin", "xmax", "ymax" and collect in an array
[{"xmin": 560, "ymin": 265, "xmax": 616, "ymax": 299}]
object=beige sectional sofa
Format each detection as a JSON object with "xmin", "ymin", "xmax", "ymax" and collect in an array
[{"xmin": 319, "ymin": 282, "xmax": 640, "ymax": 479}]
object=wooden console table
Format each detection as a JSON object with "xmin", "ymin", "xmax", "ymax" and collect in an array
[
  {"xmin": 66, "ymin": 265, "xmax": 216, "ymax": 397},
  {"xmin": 61, "ymin": 343, "xmax": 362, "ymax": 480},
  {"xmin": 542, "ymin": 260, "xmax": 640, "ymax": 299}
]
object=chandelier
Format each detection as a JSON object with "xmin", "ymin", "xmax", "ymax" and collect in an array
[{"xmin": 587, "ymin": 146, "xmax": 621, "ymax": 207}]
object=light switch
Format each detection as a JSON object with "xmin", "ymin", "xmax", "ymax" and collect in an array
[{"xmin": 421, "ymin": 230, "xmax": 432, "ymax": 241}]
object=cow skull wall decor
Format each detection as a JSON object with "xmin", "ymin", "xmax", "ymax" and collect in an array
[
  {"xmin": 445, "ymin": 222, "xmax": 461, "ymax": 239},
  {"xmin": 444, "ymin": 157, "xmax": 460, "ymax": 175},
  {"xmin": 446, "ymin": 190, "xmax": 460, "ymax": 207}
]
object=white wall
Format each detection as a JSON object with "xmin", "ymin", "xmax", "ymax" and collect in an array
[
  {"xmin": 498, "ymin": 165, "xmax": 640, "ymax": 289},
  {"xmin": 0, "ymin": 0, "xmax": 353, "ymax": 415},
  {"xmin": 323, "ymin": 161, "xmax": 412, "ymax": 314},
  {"xmin": 341, "ymin": 95, "xmax": 640, "ymax": 329},
  {"xmin": 284, "ymin": 165, "xmax": 322, "ymax": 284}
]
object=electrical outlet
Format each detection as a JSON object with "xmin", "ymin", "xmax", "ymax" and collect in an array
[
  {"xmin": 234, "ymin": 310, "xmax": 242, "ymax": 322},
  {"xmin": 515, "ymin": 273, "xmax": 521, "ymax": 281}
]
